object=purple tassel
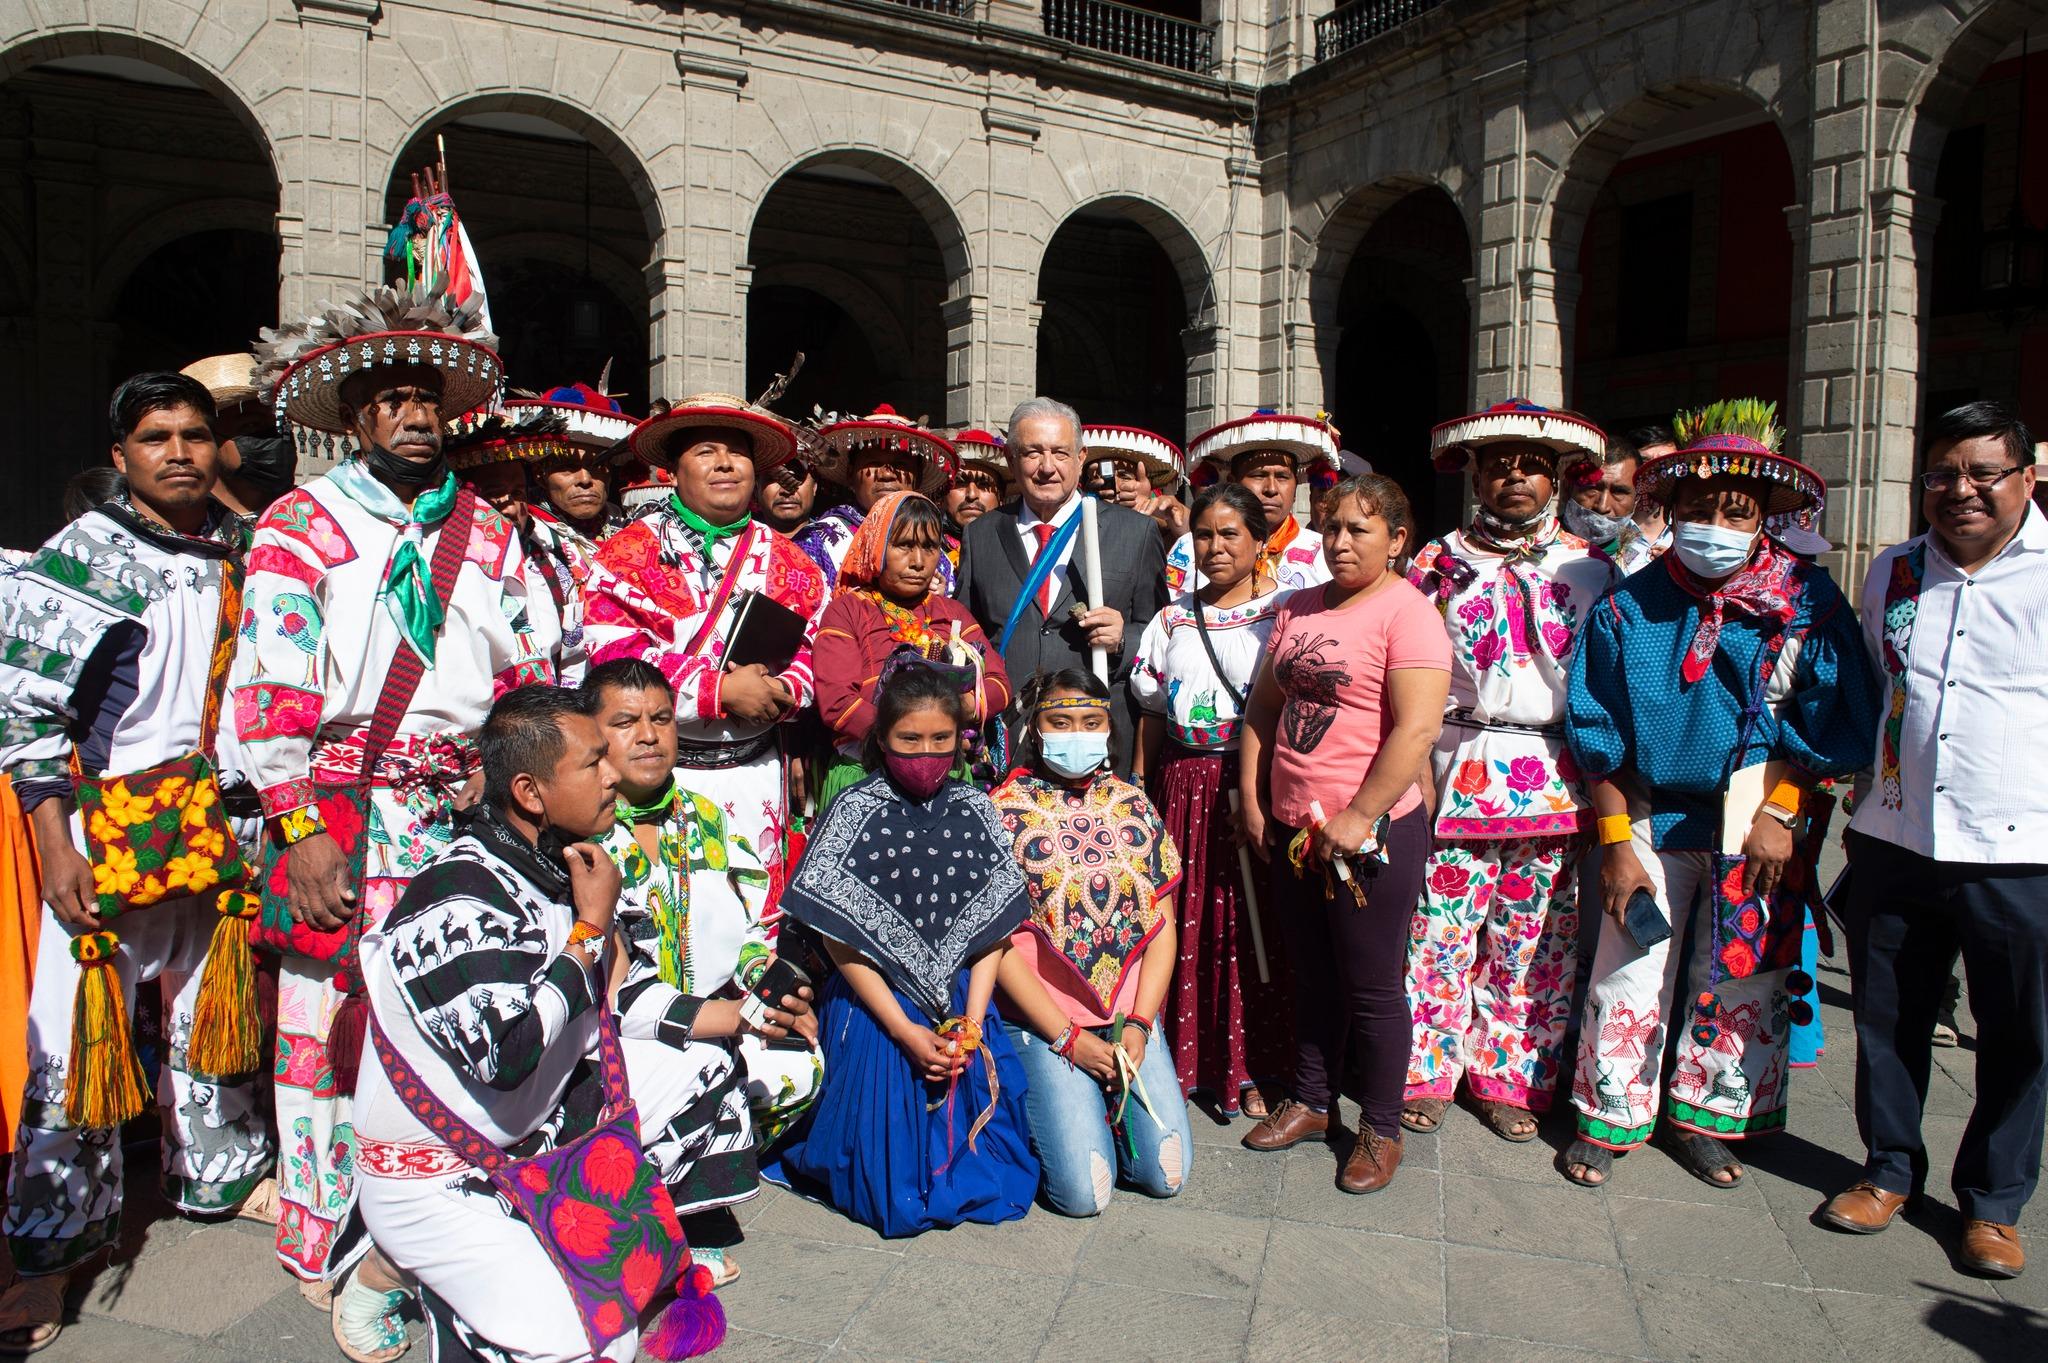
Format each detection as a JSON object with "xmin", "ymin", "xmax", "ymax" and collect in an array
[{"xmin": 640, "ymin": 1264, "xmax": 727, "ymax": 1361}]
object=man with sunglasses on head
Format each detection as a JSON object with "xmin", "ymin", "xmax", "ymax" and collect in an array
[{"xmin": 1826, "ymin": 400, "xmax": 2048, "ymax": 1282}]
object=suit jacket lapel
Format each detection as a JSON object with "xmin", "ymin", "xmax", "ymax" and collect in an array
[{"xmin": 995, "ymin": 506, "xmax": 1033, "ymax": 592}]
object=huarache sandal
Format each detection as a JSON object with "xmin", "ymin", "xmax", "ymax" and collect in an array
[
  {"xmin": 0, "ymin": 1274, "xmax": 66, "ymax": 1356},
  {"xmin": 1667, "ymin": 1131, "xmax": 1745, "ymax": 1189},
  {"xmin": 234, "ymin": 1176, "xmax": 282, "ymax": 1225},
  {"xmin": 691, "ymin": 1246, "xmax": 741, "ymax": 1289},
  {"xmin": 1239, "ymin": 1085, "xmax": 1270, "ymax": 1121},
  {"xmin": 1400, "ymin": 1097, "xmax": 1449, "ymax": 1134},
  {"xmin": 1562, "ymin": 1138, "xmax": 1615, "ymax": 1189},
  {"xmin": 332, "ymin": 1267, "xmax": 410, "ymax": 1363},
  {"xmin": 1474, "ymin": 1098, "xmax": 1540, "ymax": 1143}
]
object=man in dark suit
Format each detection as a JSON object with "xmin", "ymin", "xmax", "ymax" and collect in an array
[{"xmin": 956, "ymin": 396, "xmax": 1170, "ymax": 774}]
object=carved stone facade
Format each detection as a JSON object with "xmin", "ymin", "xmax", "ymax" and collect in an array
[{"xmin": 4, "ymin": 0, "xmax": 2046, "ymax": 578}]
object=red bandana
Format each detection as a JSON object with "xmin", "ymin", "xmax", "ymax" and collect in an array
[{"xmin": 1664, "ymin": 535, "xmax": 1799, "ymax": 684}]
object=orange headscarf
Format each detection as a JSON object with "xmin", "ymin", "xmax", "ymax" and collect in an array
[{"xmin": 840, "ymin": 490, "xmax": 933, "ymax": 589}]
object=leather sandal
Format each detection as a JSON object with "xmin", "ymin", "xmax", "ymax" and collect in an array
[
  {"xmin": 0, "ymin": 1274, "xmax": 66, "ymax": 1356},
  {"xmin": 1562, "ymin": 1138, "xmax": 1615, "ymax": 1188},
  {"xmin": 1473, "ymin": 1098, "xmax": 1540, "ymax": 1143},
  {"xmin": 1400, "ymin": 1097, "xmax": 1449, "ymax": 1134},
  {"xmin": 1666, "ymin": 1131, "xmax": 1745, "ymax": 1188}
]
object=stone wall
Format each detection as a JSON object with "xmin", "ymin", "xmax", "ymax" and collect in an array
[{"xmin": 3, "ymin": 0, "xmax": 2045, "ymax": 573}]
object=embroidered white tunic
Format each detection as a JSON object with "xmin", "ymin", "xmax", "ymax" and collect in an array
[{"xmin": 1128, "ymin": 587, "xmax": 1292, "ymax": 750}]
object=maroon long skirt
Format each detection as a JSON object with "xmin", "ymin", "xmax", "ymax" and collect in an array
[{"xmin": 1153, "ymin": 747, "xmax": 1296, "ymax": 1115}]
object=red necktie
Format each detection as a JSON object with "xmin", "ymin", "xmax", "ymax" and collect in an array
[{"xmin": 1030, "ymin": 521, "xmax": 1057, "ymax": 617}]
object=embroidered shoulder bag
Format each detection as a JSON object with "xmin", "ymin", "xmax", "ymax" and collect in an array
[{"xmin": 370, "ymin": 999, "xmax": 717, "ymax": 1357}]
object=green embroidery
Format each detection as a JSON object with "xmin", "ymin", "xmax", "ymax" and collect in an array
[
  {"xmin": 1665, "ymin": 1099, "xmax": 1785, "ymax": 1138},
  {"xmin": 1576, "ymin": 1112, "xmax": 1655, "ymax": 1147},
  {"xmin": 28, "ymin": 547, "xmax": 150, "ymax": 614},
  {"xmin": 1, "ymin": 637, "xmax": 76, "ymax": 680}
]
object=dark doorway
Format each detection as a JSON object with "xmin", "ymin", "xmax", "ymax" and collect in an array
[{"xmin": 1038, "ymin": 210, "xmax": 1192, "ymax": 443}]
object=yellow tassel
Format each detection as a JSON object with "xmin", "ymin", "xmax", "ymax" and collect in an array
[
  {"xmin": 189, "ymin": 891, "xmax": 263, "ymax": 1079},
  {"xmin": 65, "ymin": 931, "xmax": 150, "ymax": 1129}
]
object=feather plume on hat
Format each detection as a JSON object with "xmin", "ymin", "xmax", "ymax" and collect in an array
[{"xmin": 253, "ymin": 285, "xmax": 502, "ymax": 438}]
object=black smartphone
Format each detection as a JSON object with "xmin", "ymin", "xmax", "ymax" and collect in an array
[
  {"xmin": 739, "ymin": 954, "xmax": 813, "ymax": 1033},
  {"xmin": 1623, "ymin": 888, "xmax": 1671, "ymax": 951}
]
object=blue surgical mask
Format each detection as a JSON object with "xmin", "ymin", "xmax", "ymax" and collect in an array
[
  {"xmin": 1670, "ymin": 521, "xmax": 1759, "ymax": 579},
  {"xmin": 1039, "ymin": 730, "xmax": 1110, "ymax": 780}
]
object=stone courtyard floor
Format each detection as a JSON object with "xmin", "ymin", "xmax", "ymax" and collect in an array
[{"xmin": 13, "ymin": 960, "xmax": 2044, "ymax": 1363}]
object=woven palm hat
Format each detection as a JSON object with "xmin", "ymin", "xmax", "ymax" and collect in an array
[
  {"xmin": 1082, "ymin": 424, "xmax": 1185, "ymax": 491},
  {"xmin": 949, "ymin": 429, "xmax": 1014, "ymax": 490},
  {"xmin": 1187, "ymin": 410, "xmax": 1339, "ymax": 484},
  {"xmin": 629, "ymin": 393, "xmax": 798, "ymax": 475},
  {"xmin": 180, "ymin": 353, "xmax": 260, "ymax": 410},
  {"xmin": 1429, "ymin": 400, "xmax": 1607, "ymax": 472},
  {"xmin": 1636, "ymin": 398, "xmax": 1823, "ymax": 519},
  {"xmin": 816, "ymin": 405, "xmax": 955, "ymax": 497},
  {"xmin": 252, "ymin": 285, "xmax": 502, "ymax": 437}
]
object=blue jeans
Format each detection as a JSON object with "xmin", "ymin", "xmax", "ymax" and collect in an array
[{"xmin": 1004, "ymin": 1021, "xmax": 1194, "ymax": 1217}]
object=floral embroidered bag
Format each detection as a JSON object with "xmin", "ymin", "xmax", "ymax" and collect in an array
[
  {"xmin": 70, "ymin": 556, "xmax": 248, "ymax": 914},
  {"xmin": 370, "ymin": 1000, "xmax": 705, "ymax": 1356}
]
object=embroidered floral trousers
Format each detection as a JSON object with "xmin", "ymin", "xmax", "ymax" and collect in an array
[
  {"xmin": 1403, "ymin": 837, "xmax": 1579, "ymax": 1111},
  {"xmin": 7, "ymin": 895, "xmax": 271, "ymax": 1275},
  {"xmin": 1570, "ymin": 842, "xmax": 1791, "ymax": 1150},
  {"xmin": 275, "ymin": 746, "xmax": 461, "ymax": 1282}
]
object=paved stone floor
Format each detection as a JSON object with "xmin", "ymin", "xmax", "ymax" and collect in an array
[{"xmin": 15, "ymin": 959, "xmax": 2045, "ymax": 1362}]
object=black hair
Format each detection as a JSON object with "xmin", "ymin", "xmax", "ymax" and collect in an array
[
  {"xmin": 884, "ymin": 492, "xmax": 944, "ymax": 547},
  {"xmin": 480, "ymin": 685, "xmax": 596, "ymax": 811},
  {"xmin": 1011, "ymin": 667, "xmax": 1111, "ymax": 772},
  {"xmin": 1608, "ymin": 424, "xmax": 1678, "ymax": 462},
  {"xmin": 859, "ymin": 658, "xmax": 968, "ymax": 771},
  {"xmin": 1191, "ymin": 482, "xmax": 1270, "ymax": 546},
  {"xmin": 62, "ymin": 467, "xmax": 127, "ymax": 522},
  {"xmin": 1925, "ymin": 400, "xmax": 2036, "ymax": 469},
  {"xmin": 580, "ymin": 658, "xmax": 675, "ymax": 710},
  {"xmin": 1316, "ymin": 472, "xmax": 1416, "ymax": 549},
  {"xmin": 109, "ymin": 372, "xmax": 215, "ymax": 444}
]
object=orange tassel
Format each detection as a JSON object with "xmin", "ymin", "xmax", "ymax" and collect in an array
[
  {"xmin": 65, "ymin": 931, "xmax": 149, "ymax": 1128},
  {"xmin": 189, "ymin": 890, "xmax": 262, "ymax": 1078}
]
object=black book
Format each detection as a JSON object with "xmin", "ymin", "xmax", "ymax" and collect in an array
[{"xmin": 721, "ymin": 590, "xmax": 809, "ymax": 675}]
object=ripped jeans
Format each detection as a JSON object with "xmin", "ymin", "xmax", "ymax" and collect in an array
[{"xmin": 1004, "ymin": 1021, "xmax": 1193, "ymax": 1217}]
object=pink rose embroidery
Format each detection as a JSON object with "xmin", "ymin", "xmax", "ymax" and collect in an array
[{"xmin": 1504, "ymin": 757, "xmax": 1548, "ymax": 792}]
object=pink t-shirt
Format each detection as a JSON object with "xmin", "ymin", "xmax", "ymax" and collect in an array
[{"xmin": 1264, "ymin": 576, "xmax": 1452, "ymax": 829}]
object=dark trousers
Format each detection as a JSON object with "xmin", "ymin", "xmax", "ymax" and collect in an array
[
  {"xmin": 1843, "ymin": 831, "xmax": 2048, "ymax": 1224},
  {"xmin": 1276, "ymin": 807, "xmax": 1430, "ymax": 1139}
]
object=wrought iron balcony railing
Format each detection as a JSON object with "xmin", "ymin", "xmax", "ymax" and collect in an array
[
  {"xmin": 1043, "ymin": 0, "xmax": 1217, "ymax": 74},
  {"xmin": 1314, "ymin": 0, "xmax": 1448, "ymax": 64},
  {"xmin": 882, "ymin": 0, "xmax": 970, "ymax": 16}
]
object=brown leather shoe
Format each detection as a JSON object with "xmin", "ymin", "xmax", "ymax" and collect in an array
[
  {"xmin": 1819, "ymin": 1181, "xmax": 1912, "ymax": 1234},
  {"xmin": 1241, "ymin": 1098, "xmax": 1331, "ymax": 1152},
  {"xmin": 1958, "ymin": 1220, "xmax": 2025, "ymax": 1278},
  {"xmin": 1337, "ymin": 1126, "xmax": 1403, "ymax": 1195}
]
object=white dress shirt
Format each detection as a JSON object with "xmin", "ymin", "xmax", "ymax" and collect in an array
[
  {"xmin": 1017, "ymin": 492, "xmax": 1083, "ymax": 607},
  {"xmin": 1848, "ymin": 504, "xmax": 2048, "ymax": 864}
]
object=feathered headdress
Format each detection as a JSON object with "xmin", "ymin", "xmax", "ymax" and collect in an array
[
  {"xmin": 445, "ymin": 407, "xmax": 576, "ymax": 471},
  {"xmin": 1637, "ymin": 398, "xmax": 1823, "ymax": 517},
  {"xmin": 251, "ymin": 285, "xmax": 503, "ymax": 461}
]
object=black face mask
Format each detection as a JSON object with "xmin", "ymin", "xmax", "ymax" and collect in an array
[
  {"xmin": 227, "ymin": 432, "xmax": 300, "ymax": 507},
  {"xmin": 361, "ymin": 439, "xmax": 447, "ymax": 488}
]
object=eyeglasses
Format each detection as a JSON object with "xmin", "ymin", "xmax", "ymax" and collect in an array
[{"xmin": 1917, "ymin": 465, "xmax": 2026, "ymax": 492}]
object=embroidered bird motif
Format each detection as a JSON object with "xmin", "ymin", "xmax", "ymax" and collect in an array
[{"xmin": 271, "ymin": 593, "xmax": 323, "ymax": 686}]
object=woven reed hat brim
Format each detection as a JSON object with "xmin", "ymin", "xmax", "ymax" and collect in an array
[
  {"xmin": 814, "ymin": 419, "xmax": 955, "ymax": 497},
  {"xmin": 180, "ymin": 353, "xmax": 260, "ymax": 407},
  {"xmin": 629, "ymin": 401, "xmax": 797, "ymax": 474},
  {"xmin": 270, "ymin": 332, "xmax": 503, "ymax": 435}
]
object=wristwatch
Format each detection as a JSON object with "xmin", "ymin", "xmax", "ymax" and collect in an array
[{"xmin": 1757, "ymin": 800, "xmax": 1800, "ymax": 828}]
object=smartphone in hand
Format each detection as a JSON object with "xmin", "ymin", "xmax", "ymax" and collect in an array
[{"xmin": 1623, "ymin": 888, "xmax": 1671, "ymax": 951}]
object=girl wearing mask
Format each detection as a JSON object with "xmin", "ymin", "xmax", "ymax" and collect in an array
[
  {"xmin": 1561, "ymin": 400, "xmax": 1879, "ymax": 1190},
  {"xmin": 993, "ymin": 670, "xmax": 1194, "ymax": 1215},
  {"xmin": 763, "ymin": 660, "xmax": 1037, "ymax": 1236},
  {"xmin": 1237, "ymin": 474, "xmax": 1452, "ymax": 1196},
  {"xmin": 810, "ymin": 491, "xmax": 1009, "ymax": 809},
  {"xmin": 1129, "ymin": 484, "xmax": 1295, "ymax": 1119}
]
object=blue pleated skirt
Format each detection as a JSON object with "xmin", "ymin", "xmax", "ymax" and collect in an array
[{"xmin": 761, "ymin": 970, "xmax": 1038, "ymax": 1238}]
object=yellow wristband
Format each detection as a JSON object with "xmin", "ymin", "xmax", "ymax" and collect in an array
[
  {"xmin": 1596, "ymin": 814, "xmax": 1634, "ymax": 846},
  {"xmin": 1766, "ymin": 781, "xmax": 1803, "ymax": 816}
]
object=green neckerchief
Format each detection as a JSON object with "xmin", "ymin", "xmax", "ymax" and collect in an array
[
  {"xmin": 619, "ymin": 780, "xmax": 679, "ymax": 825},
  {"xmin": 669, "ymin": 495, "xmax": 750, "ymax": 557},
  {"xmin": 331, "ymin": 459, "xmax": 462, "ymax": 665}
]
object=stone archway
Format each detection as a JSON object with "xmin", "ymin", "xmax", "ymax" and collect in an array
[
  {"xmin": 1036, "ymin": 196, "xmax": 1213, "ymax": 443},
  {"xmin": 1311, "ymin": 184, "xmax": 1472, "ymax": 535},
  {"xmin": 1550, "ymin": 88, "xmax": 1800, "ymax": 433},
  {"xmin": 0, "ymin": 45, "xmax": 281, "ymax": 545},
  {"xmin": 383, "ymin": 107, "xmax": 661, "ymax": 408},
  {"xmin": 745, "ymin": 156, "xmax": 966, "ymax": 423}
]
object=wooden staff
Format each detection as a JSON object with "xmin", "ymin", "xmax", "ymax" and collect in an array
[{"xmin": 1226, "ymin": 789, "xmax": 1271, "ymax": 984}]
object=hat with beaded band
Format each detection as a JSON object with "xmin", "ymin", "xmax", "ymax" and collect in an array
[
  {"xmin": 1186, "ymin": 410, "xmax": 1339, "ymax": 489},
  {"xmin": 1636, "ymin": 398, "xmax": 1822, "ymax": 519},
  {"xmin": 501, "ymin": 378, "xmax": 638, "ymax": 466},
  {"xmin": 816, "ymin": 405, "xmax": 955, "ymax": 498},
  {"xmin": 1082, "ymin": 424, "xmax": 1185, "ymax": 492},
  {"xmin": 1429, "ymin": 399, "xmax": 1606, "ymax": 472}
]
